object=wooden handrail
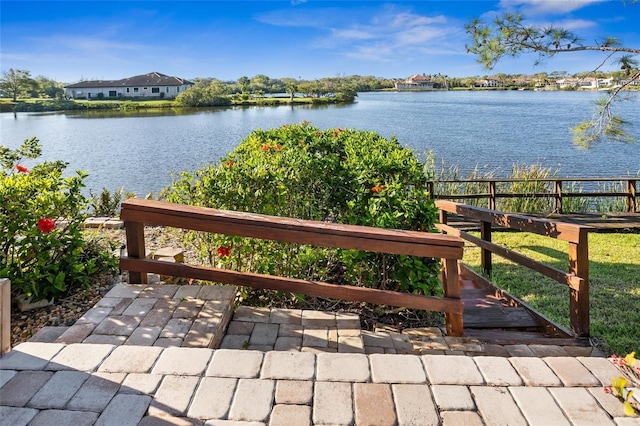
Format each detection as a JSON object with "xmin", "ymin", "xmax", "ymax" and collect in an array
[
  {"xmin": 120, "ymin": 198, "xmax": 466, "ymax": 336},
  {"xmin": 437, "ymin": 200, "xmax": 594, "ymax": 337},
  {"xmin": 428, "ymin": 177, "xmax": 637, "ymax": 213},
  {"xmin": 0, "ymin": 279, "xmax": 10, "ymax": 354}
]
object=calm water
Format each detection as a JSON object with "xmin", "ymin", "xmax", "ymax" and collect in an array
[{"xmin": 1, "ymin": 91, "xmax": 639, "ymax": 197}]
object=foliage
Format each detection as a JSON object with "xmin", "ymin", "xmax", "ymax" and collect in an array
[
  {"xmin": 466, "ymin": 11, "xmax": 640, "ymax": 147},
  {"xmin": 0, "ymin": 137, "xmax": 118, "ymax": 301},
  {"xmin": 463, "ymin": 231, "xmax": 640, "ymax": 356},
  {"xmin": 90, "ymin": 186, "xmax": 124, "ymax": 216},
  {"xmin": 607, "ymin": 353, "xmax": 640, "ymax": 416},
  {"xmin": 164, "ymin": 122, "xmax": 440, "ymax": 296},
  {"xmin": 0, "ymin": 69, "xmax": 38, "ymax": 102}
]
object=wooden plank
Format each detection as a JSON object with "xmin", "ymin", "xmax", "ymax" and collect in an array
[
  {"xmin": 443, "ymin": 257, "xmax": 463, "ymax": 336},
  {"xmin": 463, "ymin": 329, "xmax": 591, "ymax": 346},
  {"xmin": 460, "ymin": 265, "xmax": 574, "ymax": 338},
  {"xmin": 463, "ymin": 307, "xmax": 540, "ymax": 329},
  {"xmin": 120, "ymin": 257, "xmax": 464, "ymax": 315},
  {"xmin": 125, "ymin": 221, "xmax": 147, "ymax": 284},
  {"xmin": 569, "ymin": 236, "xmax": 590, "ymax": 337},
  {"xmin": 437, "ymin": 223, "xmax": 583, "ymax": 291},
  {"xmin": 121, "ymin": 199, "xmax": 464, "ymax": 259},
  {"xmin": 0, "ymin": 279, "xmax": 10, "ymax": 354},
  {"xmin": 436, "ymin": 200, "xmax": 595, "ymax": 243}
]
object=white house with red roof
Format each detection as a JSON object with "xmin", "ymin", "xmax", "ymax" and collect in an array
[{"xmin": 395, "ymin": 74, "xmax": 439, "ymax": 90}]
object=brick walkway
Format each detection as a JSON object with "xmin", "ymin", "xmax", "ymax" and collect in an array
[{"xmin": 1, "ymin": 282, "xmax": 638, "ymax": 425}]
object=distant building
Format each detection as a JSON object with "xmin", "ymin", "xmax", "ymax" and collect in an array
[
  {"xmin": 64, "ymin": 72, "xmax": 194, "ymax": 99},
  {"xmin": 395, "ymin": 74, "xmax": 439, "ymax": 90}
]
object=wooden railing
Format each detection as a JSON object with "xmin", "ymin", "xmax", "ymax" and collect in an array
[
  {"xmin": 120, "ymin": 198, "xmax": 466, "ymax": 336},
  {"xmin": 1, "ymin": 278, "xmax": 10, "ymax": 354},
  {"xmin": 436, "ymin": 200, "xmax": 595, "ymax": 337},
  {"xmin": 427, "ymin": 177, "xmax": 637, "ymax": 213}
]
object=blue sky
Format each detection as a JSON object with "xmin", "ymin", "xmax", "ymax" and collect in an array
[{"xmin": 1, "ymin": 1, "xmax": 638, "ymax": 83}]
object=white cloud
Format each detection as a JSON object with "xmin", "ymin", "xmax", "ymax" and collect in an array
[{"xmin": 498, "ymin": 0, "xmax": 606, "ymax": 16}]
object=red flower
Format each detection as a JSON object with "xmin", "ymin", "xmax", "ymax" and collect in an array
[
  {"xmin": 260, "ymin": 144, "xmax": 271, "ymax": 151},
  {"xmin": 15, "ymin": 164, "xmax": 29, "ymax": 173},
  {"xmin": 37, "ymin": 218, "xmax": 56, "ymax": 233},
  {"xmin": 225, "ymin": 160, "xmax": 235, "ymax": 167},
  {"xmin": 273, "ymin": 144, "xmax": 283, "ymax": 151},
  {"xmin": 371, "ymin": 185, "xmax": 384, "ymax": 194},
  {"xmin": 217, "ymin": 246, "xmax": 231, "ymax": 257}
]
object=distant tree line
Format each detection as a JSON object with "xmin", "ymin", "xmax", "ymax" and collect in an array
[{"xmin": 0, "ymin": 69, "xmax": 64, "ymax": 101}]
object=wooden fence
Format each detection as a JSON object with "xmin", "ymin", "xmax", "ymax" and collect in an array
[
  {"xmin": 120, "ymin": 198, "xmax": 466, "ymax": 336},
  {"xmin": 427, "ymin": 177, "xmax": 637, "ymax": 213},
  {"xmin": 436, "ymin": 200, "xmax": 595, "ymax": 337}
]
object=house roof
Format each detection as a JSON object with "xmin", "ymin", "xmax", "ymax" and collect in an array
[{"xmin": 65, "ymin": 72, "xmax": 193, "ymax": 88}]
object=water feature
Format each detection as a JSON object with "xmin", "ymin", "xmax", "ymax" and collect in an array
[{"xmin": 2, "ymin": 91, "xmax": 638, "ymax": 197}]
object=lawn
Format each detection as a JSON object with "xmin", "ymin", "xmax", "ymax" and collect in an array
[{"xmin": 462, "ymin": 231, "xmax": 640, "ymax": 356}]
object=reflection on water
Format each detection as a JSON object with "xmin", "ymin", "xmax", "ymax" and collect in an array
[{"xmin": 1, "ymin": 91, "xmax": 639, "ymax": 197}]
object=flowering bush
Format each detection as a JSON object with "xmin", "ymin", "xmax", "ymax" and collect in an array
[
  {"xmin": 164, "ymin": 122, "xmax": 440, "ymax": 295},
  {"xmin": 607, "ymin": 352, "xmax": 640, "ymax": 416},
  {"xmin": 1, "ymin": 137, "xmax": 118, "ymax": 301}
]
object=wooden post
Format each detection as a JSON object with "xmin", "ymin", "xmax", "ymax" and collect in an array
[
  {"xmin": 443, "ymin": 258, "xmax": 463, "ymax": 336},
  {"xmin": 480, "ymin": 220, "xmax": 492, "ymax": 277},
  {"xmin": 554, "ymin": 180, "xmax": 563, "ymax": 214},
  {"xmin": 124, "ymin": 221, "xmax": 147, "ymax": 284},
  {"xmin": 1, "ymin": 278, "xmax": 10, "ymax": 354},
  {"xmin": 627, "ymin": 179, "xmax": 637, "ymax": 213},
  {"xmin": 427, "ymin": 181, "xmax": 435, "ymax": 200},
  {"xmin": 488, "ymin": 181, "xmax": 496, "ymax": 210},
  {"xmin": 568, "ymin": 229, "xmax": 589, "ymax": 337}
]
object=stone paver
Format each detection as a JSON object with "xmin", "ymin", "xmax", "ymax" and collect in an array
[
  {"xmin": 251, "ymin": 323, "xmax": 280, "ymax": 346},
  {"xmin": 472, "ymin": 386, "xmax": 528, "ymax": 425},
  {"xmin": 28, "ymin": 370, "xmax": 89, "ymax": 409},
  {"xmin": 125, "ymin": 326, "xmax": 163, "ymax": 345},
  {"xmin": 98, "ymin": 345, "xmax": 163, "ymax": 373},
  {"xmin": 370, "ymin": 354, "xmax": 426, "ymax": 383},
  {"xmin": 544, "ymin": 356, "xmax": 601, "ymax": 386},
  {"xmin": 29, "ymin": 409, "xmax": 98, "ymax": 426},
  {"xmin": 95, "ymin": 394, "xmax": 152, "ymax": 426},
  {"xmin": 474, "ymin": 356, "xmax": 523, "ymax": 386},
  {"xmin": 228, "ymin": 378, "xmax": 275, "ymax": 422},
  {"xmin": 508, "ymin": 356, "xmax": 562, "ymax": 386},
  {"xmin": 207, "ymin": 349, "xmax": 264, "ymax": 378},
  {"xmin": 0, "ymin": 342, "xmax": 64, "ymax": 370},
  {"xmin": 431, "ymin": 385, "xmax": 476, "ymax": 411},
  {"xmin": 269, "ymin": 404, "xmax": 312, "ymax": 426},
  {"xmin": 188, "ymin": 377, "xmax": 237, "ymax": 420},
  {"xmin": 120, "ymin": 373, "xmax": 163, "ymax": 395},
  {"xmin": 0, "ymin": 406, "xmax": 39, "ymax": 425},
  {"xmin": 549, "ymin": 387, "xmax": 616, "ymax": 425},
  {"xmin": 316, "ymin": 353, "xmax": 370, "ymax": 382},
  {"xmin": 0, "ymin": 370, "xmax": 54, "ymax": 406},
  {"xmin": 260, "ymin": 351, "xmax": 315, "ymax": 380},
  {"xmin": 440, "ymin": 411, "xmax": 485, "ymax": 426},
  {"xmin": 152, "ymin": 347, "xmax": 213, "ymax": 376},
  {"xmin": 149, "ymin": 375, "xmax": 200, "ymax": 416},
  {"xmin": 66, "ymin": 372, "xmax": 126, "ymax": 411},
  {"xmin": 275, "ymin": 380, "xmax": 313, "ymax": 405},
  {"xmin": 354, "ymin": 383, "xmax": 396, "ymax": 426},
  {"xmin": 313, "ymin": 381, "xmax": 353, "ymax": 425},
  {"xmin": 393, "ymin": 384, "xmax": 439, "ymax": 425},
  {"xmin": 578, "ymin": 356, "xmax": 625, "ymax": 386},
  {"xmin": 422, "ymin": 355, "xmax": 484, "ymax": 385},
  {"xmin": 47, "ymin": 343, "xmax": 115, "ymax": 371},
  {"xmin": 509, "ymin": 386, "xmax": 571, "ymax": 426}
]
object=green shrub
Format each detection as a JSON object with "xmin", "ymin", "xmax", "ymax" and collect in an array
[
  {"xmin": 164, "ymin": 122, "xmax": 440, "ymax": 295},
  {"xmin": 90, "ymin": 186, "xmax": 124, "ymax": 216},
  {"xmin": 0, "ymin": 137, "xmax": 118, "ymax": 301}
]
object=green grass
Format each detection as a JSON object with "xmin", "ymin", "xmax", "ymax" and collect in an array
[{"xmin": 462, "ymin": 231, "xmax": 640, "ymax": 356}]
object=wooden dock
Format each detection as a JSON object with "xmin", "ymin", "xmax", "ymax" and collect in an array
[{"xmin": 459, "ymin": 265, "xmax": 591, "ymax": 346}]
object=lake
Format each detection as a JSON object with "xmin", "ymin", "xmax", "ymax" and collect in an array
[{"xmin": 2, "ymin": 91, "xmax": 639, "ymax": 197}]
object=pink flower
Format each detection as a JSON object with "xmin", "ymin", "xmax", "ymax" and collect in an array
[
  {"xmin": 15, "ymin": 164, "xmax": 29, "ymax": 173},
  {"xmin": 37, "ymin": 218, "xmax": 56, "ymax": 233}
]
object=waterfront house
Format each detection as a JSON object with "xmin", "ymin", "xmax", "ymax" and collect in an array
[
  {"xmin": 64, "ymin": 72, "xmax": 194, "ymax": 99},
  {"xmin": 395, "ymin": 74, "xmax": 439, "ymax": 90}
]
